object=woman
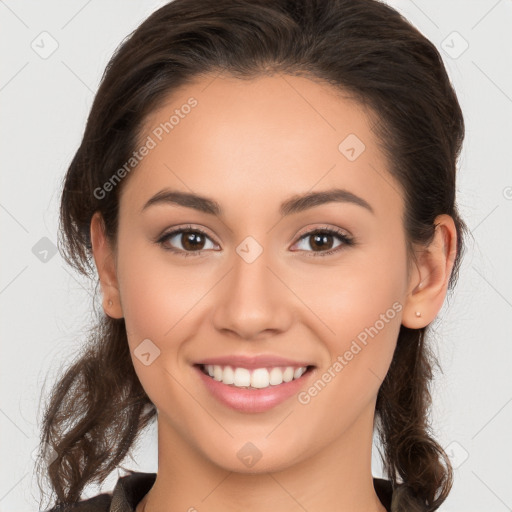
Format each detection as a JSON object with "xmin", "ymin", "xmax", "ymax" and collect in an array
[{"xmin": 36, "ymin": 0, "xmax": 466, "ymax": 511}]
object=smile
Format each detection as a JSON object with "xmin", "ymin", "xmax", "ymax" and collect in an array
[
  {"xmin": 199, "ymin": 363, "xmax": 312, "ymax": 389},
  {"xmin": 194, "ymin": 363, "xmax": 316, "ymax": 413}
]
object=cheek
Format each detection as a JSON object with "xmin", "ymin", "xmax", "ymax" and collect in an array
[
  {"xmin": 114, "ymin": 238, "xmax": 202, "ymax": 410},
  {"xmin": 115, "ymin": 235, "xmax": 200, "ymax": 346},
  {"xmin": 296, "ymin": 236, "xmax": 406, "ymax": 404},
  {"xmin": 295, "ymin": 235, "xmax": 406, "ymax": 342}
]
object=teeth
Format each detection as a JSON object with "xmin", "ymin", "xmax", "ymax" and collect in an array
[{"xmin": 202, "ymin": 364, "xmax": 308, "ymax": 389}]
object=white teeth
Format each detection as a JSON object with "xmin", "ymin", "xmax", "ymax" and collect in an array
[
  {"xmin": 269, "ymin": 367, "xmax": 283, "ymax": 385},
  {"xmin": 213, "ymin": 365, "xmax": 223, "ymax": 381},
  {"xmin": 233, "ymin": 367, "xmax": 251, "ymax": 387},
  {"xmin": 294, "ymin": 367, "xmax": 307, "ymax": 379},
  {"xmin": 251, "ymin": 368, "xmax": 269, "ymax": 389},
  {"xmin": 222, "ymin": 365, "xmax": 234, "ymax": 384},
  {"xmin": 282, "ymin": 367, "xmax": 294, "ymax": 382},
  {"xmin": 201, "ymin": 364, "xmax": 309, "ymax": 389}
]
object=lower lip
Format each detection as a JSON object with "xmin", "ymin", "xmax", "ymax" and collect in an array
[{"xmin": 194, "ymin": 365, "xmax": 315, "ymax": 413}]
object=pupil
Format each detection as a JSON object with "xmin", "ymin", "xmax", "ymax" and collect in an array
[
  {"xmin": 183, "ymin": 231, "xmax": 204, "ymax": 250},
  {"xmin": 312, "ymin": 233, "xmax": 332, "ymax": 251}
]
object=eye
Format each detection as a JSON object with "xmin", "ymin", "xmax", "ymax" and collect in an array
[
  {"xmin": 156, "ymin": 225, "xmax": 219, "ymax": 257},
  {"xmin": 156, "ymin": 224, "xmax": 354, "ymax": 258},
  {"xmin": 291, "ymin": 226, "xmax": 354, "ymax": 257}
]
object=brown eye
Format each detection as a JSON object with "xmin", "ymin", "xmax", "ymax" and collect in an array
[
  {"xmin": 179, "ymin": 230, "xmax": 207, "ymax": 251},
  {"xmin": 293, "ymin": 227, "xmax": 354, "ymax": 257},
  {"xmin": 157, "ymin": 226, "xmax": 218, "ymax": 256},
  {"xmin": 308, "ymin": 232, "xmax": 336, "ymax": 251}
]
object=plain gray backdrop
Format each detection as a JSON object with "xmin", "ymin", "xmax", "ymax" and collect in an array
[{"xmin": 1, "ymin": 1, "xmax": 511, "ymax": 511}]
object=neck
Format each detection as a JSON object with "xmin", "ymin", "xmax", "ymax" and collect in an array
[{"xmin": 139, "ymin": 401, "xmax": 387, "ymax": 512}]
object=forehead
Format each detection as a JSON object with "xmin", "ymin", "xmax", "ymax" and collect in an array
[{"xmin": 121, "ymin": 73, "xmax": 402, "ymax": 220}]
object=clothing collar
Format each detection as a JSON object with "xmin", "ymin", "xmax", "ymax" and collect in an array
[{"xmin": 109, "ymin": 471, "xmax": 156, "ymax": 512}]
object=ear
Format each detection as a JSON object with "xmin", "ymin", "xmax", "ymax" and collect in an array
[
  {"xmin": 90, "ymin": 211, "xmax": 124, "ymax": 319},
  {"xmin": 402, "ymin": 214, "xmax": 458, "ymax": 328}
]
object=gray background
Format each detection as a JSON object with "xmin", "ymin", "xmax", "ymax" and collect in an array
[{"xmin": 1, "ymin": 1, "xmax": 511, "ymax": 511}]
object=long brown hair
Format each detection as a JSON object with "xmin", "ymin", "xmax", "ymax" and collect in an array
[{"xmin": 36, "ymin": 1, "xmax": 466, "ymax": 511}]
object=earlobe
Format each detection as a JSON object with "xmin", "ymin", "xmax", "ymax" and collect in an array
[
  {"xmin": 90, "ymin": 212, "xmax": 124, "ymax": 319},
  {"xmin": 402, "ymin": 214, "xmax": 457, "ymax": 329}
]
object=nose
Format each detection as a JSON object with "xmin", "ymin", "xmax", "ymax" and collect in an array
[{"xmin": 212, "ymin": 245, "xmax": 294, "ymax": 341}]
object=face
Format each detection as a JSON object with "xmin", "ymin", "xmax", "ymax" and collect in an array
[{"xmin": 95, "ymin": 73, "xmax": 416, "ymax": 473}]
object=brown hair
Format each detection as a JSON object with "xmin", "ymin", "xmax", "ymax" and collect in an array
[{"xmin": 36, "ymin": 1, "xmax": 466, "ymax": 511}]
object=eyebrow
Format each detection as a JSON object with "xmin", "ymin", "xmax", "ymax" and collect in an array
[{"xmin": 141, "ymin": 187, "xmax": 374, "ymax": 216}]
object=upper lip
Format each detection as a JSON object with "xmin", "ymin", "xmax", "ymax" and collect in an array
[{"xmin": 195, "ymin": 354, "xmax": 315, "ymax": 369}]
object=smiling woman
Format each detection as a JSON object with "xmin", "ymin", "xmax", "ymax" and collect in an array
[{"xmin": 35, "ymin": 1, "xmax": 466, "ymax": 512}]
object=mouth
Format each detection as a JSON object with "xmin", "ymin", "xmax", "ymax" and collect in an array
[{"xmin": 194, "ymin": 363, "xmax": 316, "ymax": 390}]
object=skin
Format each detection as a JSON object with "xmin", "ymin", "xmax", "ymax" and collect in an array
[{"xmin": 90, "ymin": 73, "xmax": 457, "ymax": 512}]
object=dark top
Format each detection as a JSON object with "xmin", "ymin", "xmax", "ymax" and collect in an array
[{"xmin": 44, "ymin": 470, "xmax": 394, "ymax": 512}]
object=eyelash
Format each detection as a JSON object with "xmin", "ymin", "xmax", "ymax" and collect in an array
[{"xmin": 156, "ymin": 224, "xmax": 355, "ymax": 258}]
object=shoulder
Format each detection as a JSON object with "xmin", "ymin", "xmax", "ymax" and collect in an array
[
  {"xmin": 41, "ymin": 492, "xmax": 112, "ymax": 512},
  {"xmin": 41, "ymin": 471, "xmax": 157, "ymax": 512}
]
